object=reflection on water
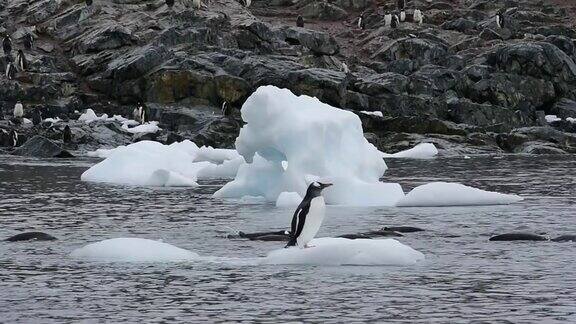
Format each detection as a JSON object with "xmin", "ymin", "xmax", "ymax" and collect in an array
[{"xmin": 0, "ymin": 155, "xmax": 575, "ymax": 322}]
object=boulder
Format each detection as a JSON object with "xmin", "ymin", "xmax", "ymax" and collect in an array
[
  {"xmin": 301, "ymin": 2, "xmax": 348, "ymax": 21},
  {"xmin": 13, "ymin": 136, "xmax": 74, "ymax": 158}
]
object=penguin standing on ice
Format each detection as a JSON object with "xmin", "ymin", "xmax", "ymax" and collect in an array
[
  {"xmin": 384, "ymin": 11, "xmax": 392, "ymax": 28},
  {"xmin": 166, "ymin": 0, "xmax": 175, "ymax": 9},
  {"xmin": 296, "ymin": 15, "xmax": 304, "ymax": 27},
  {"xmin": 23, "ymin": 33, "xmax": 34, "ymax": 50},
  {"xmin": 63, "ymin": 125, "xmax": 72, "ymax": 144},
  {"xmin": 138, "ymin": 102, "xmax": 150, "ymax": 123},
  {"xmin": 16, "ymin": 50, "xmax": 27, "ymax": 72},
  {"xmin": 2, "ymin": 36, "xmax": 12, "ymax": 55},
  {"xmin": 5, "ymin": 62, "xmax": 16, "ymax": 80},
  {"xmin": 285, "ymin": 182, "xmax": 333, "ymax": 249},
  {"xmin": 133, "ymin": 106, "xmax": 141, "ymax": 122}
]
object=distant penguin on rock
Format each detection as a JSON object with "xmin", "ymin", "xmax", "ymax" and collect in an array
[
  {"xmin": 221, "ymin": 101, "xmax": 230, "ymax": 116},
  {"xmin": 13, "ymin": 102, "xmax": 24, "ymax": 119},
  {"xmin": 285, "ymin": 181, "xmax": 333, "ymax": 249},
  {"xmin": 495, "ymin": 11, "xmax": 504, "ymax": 29},
  {"xmin": 192, "ymin": 0, "xmax": 202, "ymax": 9},
  {"xmin": 240, "ymin": 0, "xmax": 251, "ymax": 7},
  {"xmin": 32, "ymin": 108, "xmax": 42, "ymax": 125},
  {"xmin": 384, "ymin": 12, "xmax": 392, "ymax": 27},
  {"xmin": 397, "ymin": 0, "xmax": 405, "ymax": 10},
  {"xmin": 23, "ymin": 33, "xmax": 34, "ymax": 50},
  {"xmin": 342, "ymin": 62, "xmax": 350, "ymax": 74},
  {"xmin": 5, "ymin": 62, "xmax": 16, "ymax": 80},
  {"xmin": 2, "ymin": 35, "xmax": 12, "ymax": 55},
  {"xmin": 166, "ymin": 0, "xmax": 175, "ymax": 8},
  {"xmin": 357, "ymin": 14, "xmax": 365, "ymax": 30},
  {"xmin": 63, "ymin": 125, "xmax": 72, "ymax": 143},
  {"xmin": 296, "ymin": 15, "xmax": 304, "ymax": 27},
  {"xmin": 400, "ymin": 10, "xmax": 406, "ymax": 22},
  {"xmin": 16, "ymin": 50, "xmax": 27, "ymax": 72},
  {"xmin": 9, "ymin": 129, "xmax": 18, "ymax": 147},
  {"xmin": 86, "ymin": 0, "xmax": 93, "ymax": 7},
  {"xmin": 414, "ymin": 9, "xmax": 423, "ymax": 25},
  {"xmin": 391, "ymin": 14, "xmax": 400, "ymax": 29},
  {"xmin": 138, "ymin": 102, "xmax": 150, "ymax": 123}
]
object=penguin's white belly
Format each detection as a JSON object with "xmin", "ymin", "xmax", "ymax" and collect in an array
[{"xmin": 297, "ymin": 197, "xmax": 326, "ymax": 248}]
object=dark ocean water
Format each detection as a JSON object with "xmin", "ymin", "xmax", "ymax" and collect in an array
[{"xmin": 0, "ymin": 155, "xmax": 575, "ymax": 323}]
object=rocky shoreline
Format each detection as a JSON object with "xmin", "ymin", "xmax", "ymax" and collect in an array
[{"xmin": 1, "ymin": 0, "xmax": 576, "ymax": 156}]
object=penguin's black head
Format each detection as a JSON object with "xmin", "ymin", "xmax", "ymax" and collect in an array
[{"xmin": 306, "ymin": 181, "xmax": 333, "ymax": 197}]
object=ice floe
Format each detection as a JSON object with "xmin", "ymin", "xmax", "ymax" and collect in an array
[
  {"xmin": 397, "ymin": 182, "xmax": 523, "ymax": 207},
  {"xmin": 382, "ymin": 143, "xmax": 438, "ymax": 159}
]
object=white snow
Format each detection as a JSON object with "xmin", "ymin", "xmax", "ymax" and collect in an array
[
  {"xmin": 263, "ymin": 238, "xmax": 424, "ymax": 266},
  {"xmin": 381, "ymin": 143, "xmax": 438, "ymax": 159},
  {"xmin": 397, "ymin": 182, "xmax": 523, "ymax": 207},
  {"xmin": 214, "ymin": 86, "xmax": 405, "ymax": 206},
  {"xmin": 44, "ymin": 117, "xmax": 61, "ymax": 124},
  {"xmin": 83, "ymin": 141, "xmax": 242, "ymax": 186},
  {"xmin": 70, "ymin": 238, "xmax": 198, "ymax": 262},
  {"xmin": 275, "ymin": 192, "xmax": 303, "ymax": 207},
  {"xmin": 121, "ymin": 121, "xmax": 161, "ymax": 134},
  {"xmin": 79, "ymin": 109, "xmax": 108, "ymax": 123},
  {"xmin": 545, "ymin": 115, "xmax": 561, "ymax": 123},
  {"xmin": 567, "ymin": 117, "xmax": 576, "ymax": 123},
  {"xmin": 360, "ymin": 110, "xmax": 384, "ymax": 117},
  {"xmin": 23, "ymin": 118, "xmax": 32, "ymax": 124}
]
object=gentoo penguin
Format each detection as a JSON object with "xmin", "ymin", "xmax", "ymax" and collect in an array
[
  {"xmin": 397, "ymin": 0, "xmax": 405, "ymax": 10},
  {"xmin": 86, "ymin": 0, "xmax": 93, "ymax": 7},
  {"xmin": 2, "ymin": 36, "xmax": 12, "ymax": 55},
  {"xmin": 495, "ymin": 12, "xmax": 504, "ymax": 29},
  {"xmin": 16, "ymin": 50, "xmax": 27, "ymax": 72},
  {"xmin": 400, "ymin": 10, "xmax": 406, "ymax": 22},
  {"xmin": 5, "ymin": 62, "xmax": 16, "ymax": 80},
  {"xmin": 285, "ymin": 182, "xmax": 333, "ymax": 249},
  {"xmin": 63, "ymin": 125, "xmax": 72, "ymax": 143},
  {"xmin": 342, "ymin": 62, "xmax": 350, "ymax": 74},
  {"xmin": 32, "ymin": 108, "xmax": 42, "ymax": 125},
  {"xmin": 221, "ymin": 101, "xmax": 230, "ymax": 116},
  {"xmin": 296, "ymin": 15, "xmax": 304, "ymax": 27},
  {"xmin": 9, "ymin": 129, "xmax": 18, "ymax": 147},
  {"xmin": 13, "ymin": 102, "xmax": 24, "ymax": 119},
  {"xmin": 414, "ymin": 9, "xmax": 423, "ymax": 25},
  {"xmin": 357, "ymin": 14, "xmax": 365, "ymax": 30},
  {"xmin": 166, "ymin": 0, "xmax": 175, "ymax": 8},
  {"xmin": 391, "ymin": 14, "xmax": 400, "ymax": 29},
  {"xmin": 192, "ymin": 0, "xmax": 202, "ymax": 9},
  {"xmin": 138, "ymin": 102, "xmax": 150, "ymax": 123},
  {"xmin": 23, "ymin": 33, "xmax": 34, "ymax": 50},
  {"xmin": 384, "ymin": 12, "xmax": 392, "ymax": 28}
]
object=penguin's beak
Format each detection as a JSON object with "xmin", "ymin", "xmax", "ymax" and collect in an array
[{"xmin": 319, "ymin": 183, "xmax": 333, "ymax": 189}]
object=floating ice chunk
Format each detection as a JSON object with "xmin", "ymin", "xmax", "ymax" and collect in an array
[
  {"xmin": 545, "ymin": 115, "xmax": 561, "ymax": 123},
  {"xmin": 215, "ymin": 86, "xmax": 404, "ymax": 206},
  {"xmin": 81, "ymin": 140, "xmax": 208, "ymax": 186},
  {"xmin": 70, "ymin": 238, "xmax": 198, "ymax": 262},
  {"xmin": 121, "ymin": 121, "xmax": 161, "ymax": 134},
  {"xmin": 275, "ymin": 192, "xmax": 303, "ymax": 207},
  {"xmin": 382, "ymin": 143, "xmax": 438, "ymax": 159},
  {"xmin": 263, "ymin": 238, "xmax": 425, "ymax": 266},
  {"xmin": 360, "ymin": 110, "xmax": 384, "ymax": 117},
  {"xmin": 396, "ymin": 182, "xmax": 523, "ymax": 207}
]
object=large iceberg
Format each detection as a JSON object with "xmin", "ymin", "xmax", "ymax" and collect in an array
[
  {"xmin": 214, "ymin": 86, "xmax": 405, "ymax": 206},
  {"xmin": 81, "ymin": 140, "xmax": 240, "ymax": 186},
  {"xmin": 263, "ymin": 238, "xmax": 425, "ymax": 266},
  {"xmin": 70, "ymin": 238, "xmax": 199, "ymax": 262},
  {"xmin": 397, "ymin": 182, "xmax": 523, "ymax": 207}
]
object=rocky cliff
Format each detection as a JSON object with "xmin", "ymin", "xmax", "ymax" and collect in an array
[{"xmin": 1, "ymin": 0, "xmax": 576, "ymax": 155}]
